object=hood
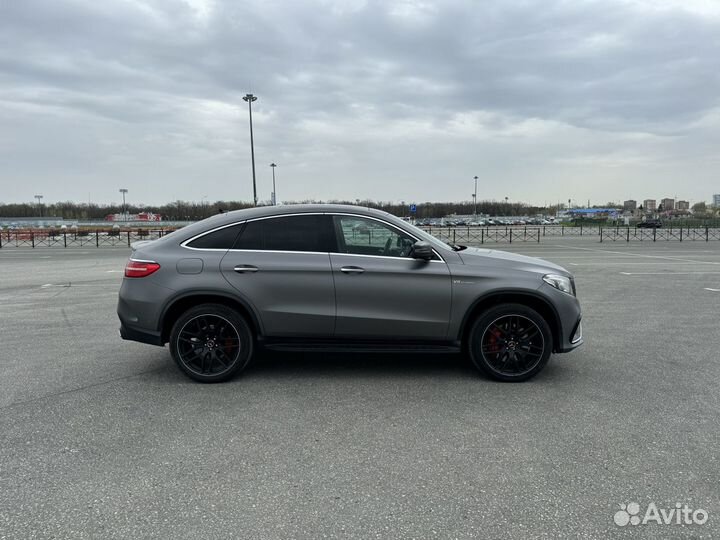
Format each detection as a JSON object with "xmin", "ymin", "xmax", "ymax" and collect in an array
[{"xmin": 457, "ymin": 247, "xmax": 570, "ymax": 276}]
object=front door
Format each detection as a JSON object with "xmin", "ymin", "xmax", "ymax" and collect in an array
[{"xmin": 330, "ymin": 215, "xmax": 452, "ymax": 339}]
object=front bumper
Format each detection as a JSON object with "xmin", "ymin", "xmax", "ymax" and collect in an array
[{"xmin": 557, "ymin": 317, "xmax": 583, "ymax": 353}]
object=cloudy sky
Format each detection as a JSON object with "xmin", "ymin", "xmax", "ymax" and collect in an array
[{"xmin": 1, "ymin": 0, "xmax": 719, "ymax": 207}]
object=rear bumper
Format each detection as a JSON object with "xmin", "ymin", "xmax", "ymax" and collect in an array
[{"xmin": 119, "ymin": 321, "xmax": 164, "ymax": 346}]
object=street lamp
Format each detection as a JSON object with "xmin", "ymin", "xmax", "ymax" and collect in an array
[
  {"xmin": 242, "ymin": 93, "xmax": 258, "ymax": 207},
  {"xmin": 473, "ymin": 176, "xmax": 478, "ymax": 218},
  {"xmin": 270, "ymin": 163, "xmax": 277, "ymax": 205},
  {"xmin": 119, "ymin": 188, "xmax": 128, "ymax": 220},
  {"xmin": 34, "ymin": 194, "xmax": 43, "ymax": 217}
]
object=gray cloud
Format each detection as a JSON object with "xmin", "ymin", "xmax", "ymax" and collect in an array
[{"xmin": 1, "ymin": 0, "xmax": 719, "ymax": 206}]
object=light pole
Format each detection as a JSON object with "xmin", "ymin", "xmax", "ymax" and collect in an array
[
  {"xmin": 270, "ymin": 163, "xmax": 277, "ymax": 205},
  {"xmin": 473, "ymin": 176, "xmax": 478, "ymax": 218},
  {"xmin": 34, "ymin": 194, "xmax": 43, "ymax": 217},
  {"xmin": 243, "ymin": 93, "xmax": 258, "ymax": 206},
  {"xmin": 119, "ymin": 188, "xmax": 128, "ymax": 220}
]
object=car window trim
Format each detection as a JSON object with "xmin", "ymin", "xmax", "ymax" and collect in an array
[{"xmin": 181, "ymin": 211, "xmax": 445, "ymax": 262}]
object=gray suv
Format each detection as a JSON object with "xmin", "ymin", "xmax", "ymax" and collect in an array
[{"xmin": 118, "ymin": 205, "xmax": 582, "ymax": 382}]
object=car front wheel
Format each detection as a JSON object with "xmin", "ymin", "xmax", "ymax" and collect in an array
[
  {"xmin": 467, "ymin": 303, "xmax": 553, "ymax": 382},
  {"xmin": 169, "ymin": 303, "xmax": 253, "ymax": 383}
]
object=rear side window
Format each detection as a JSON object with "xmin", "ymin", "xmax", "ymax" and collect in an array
[
  {"xmin": 233, "ymin": 215, "xmax": 333, "ymax": 252},
  {"xmin": 186, "ymin": 224, "xmax": 243, "ymax": 249}
]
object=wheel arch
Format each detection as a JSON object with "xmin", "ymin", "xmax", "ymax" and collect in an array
[
  {"xmin": 458, "ymin": 290, "xmax": 562, "ymax": 353},
  {"xmin": 159, "ymin": 290, "xmax": 262, "ymax": 344}
]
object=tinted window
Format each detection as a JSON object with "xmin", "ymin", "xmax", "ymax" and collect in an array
[
  {"xmin": 186, "ymin": 224, "xmax": 243, "ymax": 249},
  {"xmin": 334, "ymin": 216, "xmax": 415, "ymax": 257},
  {"xmin": 233, "ymin": 215, "xmax": 333, "ymax": 252}
]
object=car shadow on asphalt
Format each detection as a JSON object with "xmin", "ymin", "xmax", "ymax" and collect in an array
[
  {"xmin": 248, "ymin": 351, "xmax": 477, "ymax": 379},
  {"xmin": 142, "ymin": 350, "xmax": 574, "ymax": 386}
]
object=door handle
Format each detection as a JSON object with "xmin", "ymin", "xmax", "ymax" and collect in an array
[
  {"xmin": 340, "ymin": 266, "xmax": 365, "ymax": 274},
  {"xmin": 234, "ymin": 265, "xmax": 259, "ymax": 273}
]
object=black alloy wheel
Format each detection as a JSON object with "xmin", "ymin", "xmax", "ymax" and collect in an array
[
  {"xmin": 169, "ymin": 304, "xmax": 253, "ymax": 383},
  {"xmin": 468, "ymin": 304, "xmax": 552, "ymax": 382}
]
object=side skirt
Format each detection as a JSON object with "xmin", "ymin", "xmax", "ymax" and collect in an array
[{"xmin": 259, "ymin": 337, "xmax": 462, "ymax": 354}]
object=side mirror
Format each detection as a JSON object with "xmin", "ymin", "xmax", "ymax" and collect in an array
[{"xmin": 411, "ymin": 241, "xmax": 434, "ymax": 260}]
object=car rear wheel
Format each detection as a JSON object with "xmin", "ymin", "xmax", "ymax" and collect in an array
[
  {"xmin": 169, "ymin": 303, "xmax": 253, "ymax": 383},
  {"xmin": 467, "ymin": 303, "xmax": 552, "ymax": 382}
]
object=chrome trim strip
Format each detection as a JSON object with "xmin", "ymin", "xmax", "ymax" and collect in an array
[
  {"xmin": 226, "ymin": 249, "xmax": 330, "ymax": 255},
  {"xmin": 328, "ymin": 252, "xmax": 446, "ymax": 263}
]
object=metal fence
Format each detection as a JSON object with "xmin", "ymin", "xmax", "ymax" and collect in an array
[
  {"xmin": 422, "ymin": 227, "xmax": 541, "ymax": 244},
  {"xmin": 0, "ymin": 228, "xmax": 176, "ymax": 248},
  {"xmin": 423, "ymin": 225, "xmax": 600, "ymax": 238},
  {"xmin": 599, "ymin": 226, "xmax": 720, "ymax": 242},
  {"xmin": 2, "ymin": 225, "xmax": 720, "ymax": 249}
]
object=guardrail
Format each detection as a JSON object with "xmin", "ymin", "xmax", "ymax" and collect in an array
[
  {"xmin": 423, "ymin": 225, "xmax": 599, "ymax": 237},
  {"xmin": 423, "ymin": 227, "xmax": 540, "ymax": 244},
  {"xmin": 2, "ymin": 225, "xmax": 720, "ymax": 249},
  {"xmin": 0, "ymin": 228, "xmax": 177, "ymax": 248},
  {"xmin": 599, "ymin": 226, "xmax": 720, "ymax": 242}
]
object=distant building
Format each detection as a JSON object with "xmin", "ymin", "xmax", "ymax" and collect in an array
[
  {"xmin": 661, "ymin": 198, "xmax": 675, "ymax": 211},
  {"xmin": 677, "ymin": 200, "xmax": 690, "ymax": 211},
  {"xmin": 567, "ymin": 208, "xmax": 618, "ymax": 219},
  {"xmin": 714, "ymin": 194, "xmax": 720, "ymax": 208},
  {"xmin": 643, "ymin": 199, "xmax": 657, "ymax": 212},
  {"xmin": 623, "ymin": 200, "xmax": 637, "ymax": 211},
  {"xmin": 105, "ymin": 212, "xmax": 162, "ymax": 222}
]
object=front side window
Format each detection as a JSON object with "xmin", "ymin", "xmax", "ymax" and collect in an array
[
  {"xmin": 334, "ymin": 216, "xmax": 416, "ymax": 257},
  {"xmin": 233, "ymin": 214, "xmax": 333, "ymax": 252}
]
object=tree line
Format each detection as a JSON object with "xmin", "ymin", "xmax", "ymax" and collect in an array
[
  {"xmin": 3, "ymin": 199, "xmax": 716, "ymax": 221},
  {"xmin": 0, "ymin": 199, "xmax": 559, "ymax": 221}
]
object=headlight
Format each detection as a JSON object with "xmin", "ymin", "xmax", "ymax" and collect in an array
[{"xmin": 543, "ymin": 274, "xmax": 574, "ymax": 295}]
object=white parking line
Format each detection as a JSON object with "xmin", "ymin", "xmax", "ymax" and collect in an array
[
  {"xmin": 704, "ymin": 288, "xmax": 720, "ymax": 292},
  {"xmin": 620, "ymin": 271, "xmax": 720, "ymax": 275},
  {"xmin": 572, "ymin": 261, "xmax": 720, "ymax": 266},
  {"xmin": 555, "ymin": 245, "xmax": 720, "ymax": 265}
]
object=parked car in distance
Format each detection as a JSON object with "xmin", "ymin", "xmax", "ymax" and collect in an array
[
  {"xmin": 118, "ymin": 205, "xmax": 583, "ymax": 383},
  {"xmin": 637, "ymin": 219, "xmax": 663, "ymax": 228}
]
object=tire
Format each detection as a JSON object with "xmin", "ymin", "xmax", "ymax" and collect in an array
[
  {"xmin": 169, "ymin": 303, "xmax": 254, "ymax": 383},
  {"xmin": 467, "ymin": 303, "xmax": 553, "ymax": 382}
]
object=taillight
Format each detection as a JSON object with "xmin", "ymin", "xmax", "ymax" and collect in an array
[{"xmin": 124, "ymin": 259, "xmax": 161, "ymax": 278}]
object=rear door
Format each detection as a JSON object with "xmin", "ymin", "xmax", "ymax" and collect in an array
[
  {"xmin": 220, "ymin": 214, "xmax": 336, "ymax": 337},
  {"xmin": 330, "ymin": 214, "xmax": 452, "ymax": 339}
]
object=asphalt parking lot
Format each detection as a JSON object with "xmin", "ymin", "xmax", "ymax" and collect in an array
[{"xmin": 1, "ymin": 239, "xmax": 719, "ymax": 538}]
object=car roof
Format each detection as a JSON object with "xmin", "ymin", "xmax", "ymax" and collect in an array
[
  {"xmin": 221, "ymin": 203, "xmax": 393, "ymax": 221},
  {"xmin": 156, "ymin": 204, "xmax": 403, "ymax": 245}
]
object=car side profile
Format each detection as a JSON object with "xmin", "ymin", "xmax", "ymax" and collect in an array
[{"xmin": 118, "ymin": 204, "xmax": 582, "ymax": 382}]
